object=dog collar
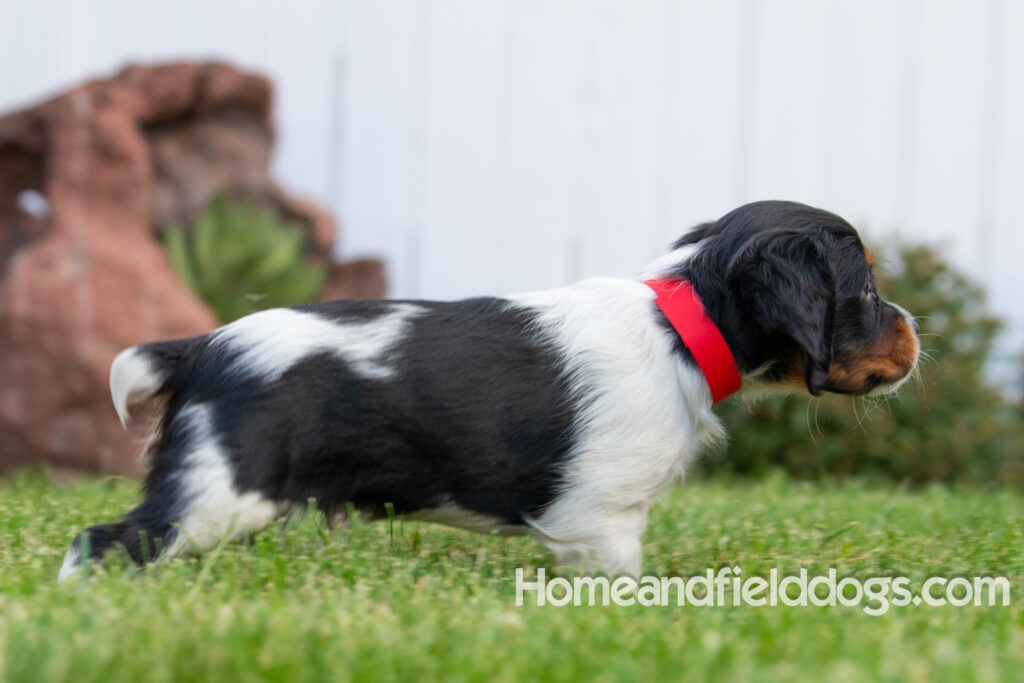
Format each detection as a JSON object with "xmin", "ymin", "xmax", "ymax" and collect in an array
[{"xmin": 644, "ymin": 279, "xmax": 742, "ymax": 404}]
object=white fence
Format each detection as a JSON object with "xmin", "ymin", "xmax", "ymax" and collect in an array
[{"xmin": 2, "ymin": 0, "xmax": 1022, "ymax": 378}]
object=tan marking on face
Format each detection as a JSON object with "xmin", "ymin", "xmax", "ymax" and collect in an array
[
  {"xmin": 781, "ymin": 353, "xmax": 807, "ymax": 388},
  {"xmin": 827, "ymin": 317, "xmax": 919, "ymax": 393},
  {"xmin": 864, "ymin": 247, "xmax": 875, "ymax": 269}
]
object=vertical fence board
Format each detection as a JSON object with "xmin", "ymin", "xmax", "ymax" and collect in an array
[
  {"xmin": 337, "ymin": 1, "xmax": 429, "ymax": 296},
  {"xmin": 988, "ymin": 0, "xmax": 1024, "ymax": 370},
  {"xmin": 412, "ymin": 0, "xmax": 507, "ymax": 297},
  {"xmin": 571, "ymin": 0, "xmax": 669, "ymax": 281},
  {"xmin": 487, "ymin": 0, "xmax": 586, "ymax": 294},
  {"xmin": 903, "ymin": 1, "xmax": 989, "ymax": 277},
  {"xmin": 661, "ymin": 0, "xmax": 748, "ymax": 247}
]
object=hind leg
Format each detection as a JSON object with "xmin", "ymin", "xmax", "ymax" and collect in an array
[
  {"xmin": 59, "ymin": 523, "xmax": 151, "ymax": 581},
  {"xmin": 58, "ymin": 493, "xmax": 177, "ymax": 581},
  {"xmin": 59, "ymin": 404, "xmax": 285, "ymax": 580},
  {"xmin": 59, "ymin": 471, "xmax": 284, "ymax": 581},
  {"xmin": 161, "ymin": 471, "xmax": 283, "ymax": 560},
  {"xmin": 152, "ymin": 402, "xmax": 286, "ymax": 559}
]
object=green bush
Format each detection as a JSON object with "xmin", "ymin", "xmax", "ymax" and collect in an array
[
  {"xmin": 162, "ymin": 196, "xmax": 326, "ymax": 323},
  {"xmin": 703, "ymin": 244, "xmax": 1024, "ymax": 486}
]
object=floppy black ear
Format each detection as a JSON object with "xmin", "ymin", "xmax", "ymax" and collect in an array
[{"xmin": 727, "ymin": 231, "xmax": 836, "ymax": 396}]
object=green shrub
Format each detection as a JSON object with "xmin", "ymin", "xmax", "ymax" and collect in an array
[
  {"xmin": 703, "ymin": 244, "xmax": 1024, "ymax": 486},
  {"xmin": 162, "ymin": 196, "xmax": 326, "ymax": 323}
]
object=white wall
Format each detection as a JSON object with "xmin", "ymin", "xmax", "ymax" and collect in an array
[{"xmin": 2, "ymin": 0, "xmax": 1022, "ymax": 380}]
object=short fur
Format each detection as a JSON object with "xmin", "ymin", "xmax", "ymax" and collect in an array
[{"xmin": 59, "ymin": 200, "xmax": 920, "ymax": 581}]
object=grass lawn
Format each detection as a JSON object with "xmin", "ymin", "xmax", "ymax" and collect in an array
[{"xmin": 1, "ymin": 471, "xmax": 1021, "ymax": 682}]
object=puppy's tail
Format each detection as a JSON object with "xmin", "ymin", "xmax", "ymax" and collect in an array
[{"xmin": 110, "ymin": 338, "xmax": 196, "ymax": 427}]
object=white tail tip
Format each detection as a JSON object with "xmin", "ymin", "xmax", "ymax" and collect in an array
[
  {"xmin": 109, "ymin": 347, "xmax": 163, "ymax": 428},
  {"xmin": 57, "ymin": 546, "xmax": 82, "ymax": 582}
]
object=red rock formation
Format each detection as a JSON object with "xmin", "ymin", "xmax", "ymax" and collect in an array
[{"xmin": 0, "ymin": 62, "xmax": 384, "ymax": 476}]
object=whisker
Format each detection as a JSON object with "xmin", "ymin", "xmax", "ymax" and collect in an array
[
  {"xmin": 851, "ymin": 397, "xmax": 868, "ymax": 433},
  {"xmin": 805, "ymin": 397, "xmax": 819, "ymax": 445},
  {"xmin": 866, "ymin": 395, "xmax": 887, "ymax": 418},
  {"xmin": 814, "ymin": 397, "xmax": 824, "ymax": 440},
  {"xmin": 912, "ymin": 366, "xmax": 926, "ymax": 396}
]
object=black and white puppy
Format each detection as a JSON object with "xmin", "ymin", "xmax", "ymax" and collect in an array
[{"xmin": 59, "ymin": 200, "xmax": 920, "ymax": 580}]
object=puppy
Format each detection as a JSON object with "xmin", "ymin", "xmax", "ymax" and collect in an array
[{"xmin": 59, "ymin": 200, "xmax": 920, "ymax": 580}]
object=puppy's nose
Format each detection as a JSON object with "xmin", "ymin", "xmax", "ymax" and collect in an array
[{"xmin": 910, "ymin": 318, "xmax": 920, "ymax": 334}]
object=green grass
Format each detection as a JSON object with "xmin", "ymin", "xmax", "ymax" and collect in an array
[{"xmin": 1, "ymin": 472, "xmax": 1021, "ymax": 682}]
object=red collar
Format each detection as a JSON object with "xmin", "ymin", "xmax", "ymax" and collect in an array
[{"xmin": 644, "ymin": 279, "xmax": 742, "ymax": 404}]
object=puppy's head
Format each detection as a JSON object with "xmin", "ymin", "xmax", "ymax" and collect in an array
[{"xmin": 660, "ymin": 200, "xmax": 920, "ymax": 397}]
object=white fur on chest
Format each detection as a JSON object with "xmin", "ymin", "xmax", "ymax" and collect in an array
[
  {"xmin": 512, "ymin": 278, "xmax": 724, "ymax": 570},
  {"xmin": 515, "ymin": 278, "xmax": 723, "ymax": 499}
]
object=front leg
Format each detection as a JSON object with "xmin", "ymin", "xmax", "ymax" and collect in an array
[
  {"xmin": 594, "ymin": 533, "xmax": 644, "ymax": 578},
  {"xmin": 530, "ymin": 501, "xmax": 649, "ymax": 577}
]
